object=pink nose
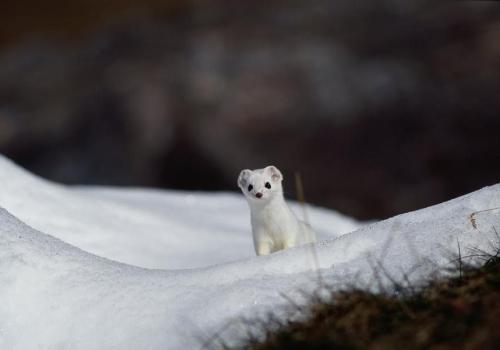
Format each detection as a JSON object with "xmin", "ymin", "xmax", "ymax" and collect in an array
[{"xmin": 255, "ymin": 192, "xmax": 263, "ymax": 198}]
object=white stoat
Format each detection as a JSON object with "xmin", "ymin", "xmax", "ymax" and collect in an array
[{"xmin": 237, "ymin": 165, "xmax": 316, "ymax": 256}]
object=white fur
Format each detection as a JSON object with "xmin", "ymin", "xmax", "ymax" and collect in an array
[{"xmin": 238, "ymin": 165, "xmax": 316, "ymax": 256}]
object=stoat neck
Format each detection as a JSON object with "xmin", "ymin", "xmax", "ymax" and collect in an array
[{"xmin": 249, "ymin": 192, "xmax": 291, "ymax": 216}]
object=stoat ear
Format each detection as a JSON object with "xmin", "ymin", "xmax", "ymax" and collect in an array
[
  {"xmin": 238, "ymin": 169, "xmax": 251, "ymax": 188},
  {"xmin": 264, "ymin": 165, "xmax": 283, "ymax": 183}
]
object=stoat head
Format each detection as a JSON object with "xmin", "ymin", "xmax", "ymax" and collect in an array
[{"xmin": 237, "ymin": 165, "xmax": 283, "ymax": 203}]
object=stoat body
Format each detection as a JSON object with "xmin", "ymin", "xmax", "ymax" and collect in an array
[{"xmin": 237, "ymin": 165, "xmax": 316, "ymax": 256}]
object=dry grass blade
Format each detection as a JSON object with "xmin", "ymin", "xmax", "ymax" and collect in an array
[
  {"xmin": 294, "ymin": 172, "xmax": 323, "ymax": 285},
  {"xmin": 469, "ymin": 207, "xmax": 500, "ymax": 229}
]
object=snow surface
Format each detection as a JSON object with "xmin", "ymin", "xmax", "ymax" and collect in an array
[
  {"xmin": 0, "ymin": 156, "xmax": 359, "ymax": 270},
  {"xmin": 1, "ymin": 155, "xmax": 499, "ymax": 349}
]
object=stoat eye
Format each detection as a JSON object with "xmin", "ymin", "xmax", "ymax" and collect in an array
[
  {"xmin": 265, "ymin": 182, "xmax": 271, "ymax": 189},
  {"xmin": 247, "ymin": 184, "xmax": 253, "ymax": 192}
]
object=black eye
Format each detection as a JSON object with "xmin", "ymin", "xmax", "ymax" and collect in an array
[
  {"xmin": 265, "ymin": 182, "xmax": 271, "ymax": 189},
  {"xmin": 247, "ymin": 184, "xmax": 253, "ymax": 192}
]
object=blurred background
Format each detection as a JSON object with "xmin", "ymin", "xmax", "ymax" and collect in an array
[{"xmin": 0, "ymin": 0, "xmax": 499, "ymax": 220}]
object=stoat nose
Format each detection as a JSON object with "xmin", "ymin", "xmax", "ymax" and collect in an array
[{"xmin": 255, "ymin": 192, "xmax": 263, "ymax": 199}]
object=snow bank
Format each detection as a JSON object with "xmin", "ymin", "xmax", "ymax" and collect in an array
[
  {"xmin": 0, "ymin": 156, "xmax": 359, "ymax": 269},
  {"xmin": 0, "ymin": 155, "xmax": 499, "ymax": 349}
]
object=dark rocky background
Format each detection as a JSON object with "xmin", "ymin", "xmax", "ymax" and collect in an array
[{"xmin": 0, "ymin": 0, "xmax": 499, "ymax": 219}]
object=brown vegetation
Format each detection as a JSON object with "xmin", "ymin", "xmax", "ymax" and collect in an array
[{"xmin": 232, "ymin": 248, "xmax": 500, "ymax": 350}]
